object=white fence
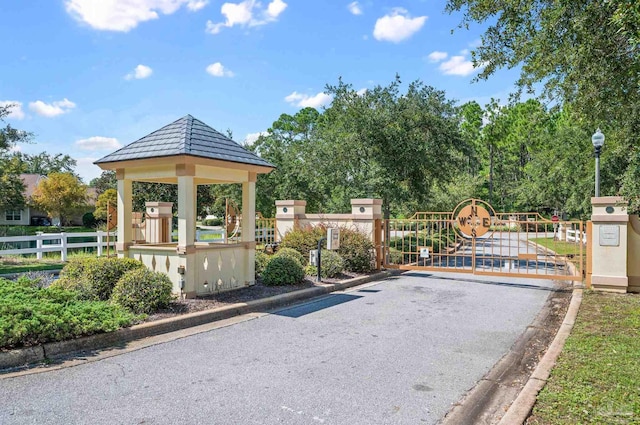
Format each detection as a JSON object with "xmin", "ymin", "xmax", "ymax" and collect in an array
[
  {"xmin": 566, "ymin": 228, "xmax": 587, "ymax": 244},
  {"xmin": 0, "ymin": 231, "xmax": 116, "ymax": 261}
]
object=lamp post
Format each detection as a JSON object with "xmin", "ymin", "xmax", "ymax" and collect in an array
[{"xmin": 591, "ymin": 128, "xmax": 605, "ymax": 197}]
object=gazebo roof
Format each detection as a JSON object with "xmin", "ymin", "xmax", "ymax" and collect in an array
[{"xmin": 95, "ymin": 114, "xmax": 273, "ymax": 169}]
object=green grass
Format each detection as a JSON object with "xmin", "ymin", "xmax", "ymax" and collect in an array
[
  {"xmin": 0, "ymin": 252, "xmax": 100, "ymax": 275},
  {"xmin": 530, "ymin": 237, "xmax": 583, "ymax": 256},
  {"xmin": 527, "ymin": 292, "xmax": 640, "ymax": 424}
]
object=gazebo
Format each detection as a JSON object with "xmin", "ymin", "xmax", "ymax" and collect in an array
[{"xmin": 95, "ymin": 115, "xmax": 274, "ymax": 298}]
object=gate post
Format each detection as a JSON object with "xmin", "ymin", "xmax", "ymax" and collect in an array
[
  {"xmin": 590, "ymin": 197, "xmax": 629, "ymax": 293},
  {"xmin": 374, "ymin": 219, "xmax": 383, "ymax": 270}
]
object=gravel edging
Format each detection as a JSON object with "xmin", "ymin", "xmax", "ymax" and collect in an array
[
  {"xmin": 0, "ymin": 270, "xmax": 400, "ymax": 372},
  {"xmin": 497, "ymin": 287, "xmax": 583, "ymax": 425}
]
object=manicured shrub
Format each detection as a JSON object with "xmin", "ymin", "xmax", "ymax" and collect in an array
[
  {"xmin": 0, "ymin": 278, "xmax": 134, "ymax": 349},
  {"xmin": 255, "ymin": 250, "xmax": 271, "ymax": 276},
  {"xmin": 261, "ymin": 256, "xmax": 305, "ymax": 286},
  {"xmin": 82, "ymin": 212, "xmax": 97, "ymax": 228},
  {"xmin": 338, "ymin": 228, "xmax": 374, "ymax": 273},
  {"xmin": 274, "ymin": 247, "xmax": 306, "ymax": 267},
  {"xmin": 305, "ymin": 250, "xmax": 344, "ymax": 278},
  {"xmin": 53, "ymin": 257, "xmax": 145, "ymax": 301},
  {"xmin": 203, "ymin": 218, "xmax": 223, "ymax": 226},
  {"xmin": 111, "ymin": 268, "xmax": 173, "ymax": 314},
  {"xmin": 280, "ymin": 225, "xmax": 326, "ymax": 259}
]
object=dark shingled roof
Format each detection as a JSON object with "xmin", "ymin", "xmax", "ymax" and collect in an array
[{"xmin": 95, "ymin": 115, "xmax": 273, "ymax": 168}]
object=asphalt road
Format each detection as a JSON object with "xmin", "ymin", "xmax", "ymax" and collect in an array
[{"xmin": 0, "ymin": 272, "xmax": 557, "ymax": 425}]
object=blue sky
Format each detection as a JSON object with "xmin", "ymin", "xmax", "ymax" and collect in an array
[{"xmin": 0, "ymin": 0, "xmax": 518, "ymax": 183}]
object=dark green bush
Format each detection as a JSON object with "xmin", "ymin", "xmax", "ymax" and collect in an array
[
  {"xmin": 255, "ymin": 251, "xmax": 271, "ymax": 276},
  {"xmin": 274, "ymin": 247, "xmax": 306, "ymax": 267},
  {"xmin": 338, "ymin": 228, "xmax": 374, "ymax": 273},
  {"xmin": 280, "ymin": 225, "xmax": 326, "ymax": 259},
  {"xmin": 82, "ymin": 212, "xmax": 97, "ymax": 228},
  {"xmin": 0, "ymin": 278, "xmax": 134, "ymax": 349},
  {"xmin": 262, "ymin": 256, "xmax": 305, "ymax": 286},
  {"xmin": 53, "ymin": 257, "xmax": 145, "ymax": 301},
  {"xmin": 111, "ymin": 268, "xmax": 173, "ymax": 314},
  {"xmin": 203, "ymin": 218, "xmax": 223, "ymax": 226},
  {"xmin": 305, "ymin": 250, "xmax": 344, "ymax": 278}
]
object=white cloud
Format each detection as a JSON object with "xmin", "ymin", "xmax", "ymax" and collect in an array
[
  {"xmin": 373, "ymin": 8, "xmax": 427, "ymax": 43},
  {"xmin": 28, "ymin": 98, "xmax": 76, "ymax": 117},
  {"xmin": 427, "ymin": 51, "xmax": 448, "ymax": 62},
  {"xmin": 347, "ymin": 1, "xmax": 362, "ymax": 15},
  {"xmin": 439, "ymin": 55, "xmax": 478, "ymax": 76},
  {"xmin": 65, "ymin": 0, "xmax": 207, "ymax": 32},
  {"xmin": 206, "ymin": 62, "xmax": 234, "ymax": 77},
  {"xmin": 125, "ymin": 64, "xmax": 153, "ymax": 80},
  {"xmin": 75, "ymin": 136, "xmax": 122, "ymax": 151},
  {"xmin": 75, "ymin": 157, "xmax": 102, "ymax": 184},
  {"xmin": 285, "ymin": 91, "xmax": 333, "ymax": 109},
  {"xmin": 244, "ymin": 131, "xmax": 267, "ymax": 145},
  {"xmin": 356, "ymin": 88, "xmax": 367, "ymax": 96},
  {"xmin": 206, "ymin": 0, "xmax": 287, "ymax": 34},
  {"xmin": 187, "ymin": 0, "xmax": 208, "ymax": 11},
  {"xmin": 266, "ymin": 0, "xmax": 287, "ymax": 18},
  {"xmin": 0, "ymin": 101, "xmax": 25, "ymax": 119}
]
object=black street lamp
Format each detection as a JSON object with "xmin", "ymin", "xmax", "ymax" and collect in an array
[{"xmin": 591, "ymin": 128, "xmax": 605, "ymax": 197}]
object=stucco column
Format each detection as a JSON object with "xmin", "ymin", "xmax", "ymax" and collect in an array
[
  {"xmin": 275, "ymin": 200, "xmax": 307, "ymax": 241},
  {"xmin": 116, "ymin": 170, "xmax": 132, "ymax": 257},
  {"xmin": 242, "ymin": 175, "xmax": 257, "ymax": 285},
  {"xmin": 177, "ymin": 174, "xmax": 196, "ymax": 252},
  {"xmin": 590, "ymin": 196, "xmax": 629, "ymax": 293}
]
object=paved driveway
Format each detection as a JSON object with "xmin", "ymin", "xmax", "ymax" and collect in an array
[{"xmin": 1, "ymin": 272, "xmax": 557, "ymax": 424}]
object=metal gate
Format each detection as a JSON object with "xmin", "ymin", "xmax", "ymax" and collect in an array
[{"xmin": 381, "ymin": 199, "xmax": 585, "ymax": 281}]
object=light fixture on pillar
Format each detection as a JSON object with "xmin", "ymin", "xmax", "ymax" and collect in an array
[{"xmin": 591, "ymin": 128, "xmax": 605, "ymax": 197}]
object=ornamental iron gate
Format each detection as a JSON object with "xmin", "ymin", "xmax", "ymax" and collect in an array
[{"xmin": 381, "ymin": 199, "xmax": 585, "ymax": 281}]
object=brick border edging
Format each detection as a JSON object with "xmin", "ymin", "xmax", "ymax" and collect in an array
[
  {"xmin": 0, "ymin": 270, "xmax": 400, "ymax": 372},
  {"xmin": 497, "ymin": 288, "xmax": 583, "ymax": 424}
]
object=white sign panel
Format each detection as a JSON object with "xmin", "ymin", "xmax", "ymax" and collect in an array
[
  {"xmin": 419, "ymin": 247, "xmax": 430, "ymax": 259},
  {"xmin": 599, "ymin": 225, "xmax": 620, "ymax": 247}
]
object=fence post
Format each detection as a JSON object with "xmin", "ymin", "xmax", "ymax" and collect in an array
[
  {"xmin": 36, "ymin": 232, "xmax": 43, "ymax": 260},
  {"xmin": 97, "ymin": 231, "xmax": 103, "ymax": 257},
  {"xmin": 61, "ymin": 233, "xmax": 67, "ymax": 262}
]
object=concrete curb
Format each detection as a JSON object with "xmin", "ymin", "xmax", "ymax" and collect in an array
[
  {"xmin": 497, "ymin": 288, "xmax": 583, "ymax": 424},
  {"xmin": 0, "ymin": 270, "xmax": 400, "ymax": 372}
]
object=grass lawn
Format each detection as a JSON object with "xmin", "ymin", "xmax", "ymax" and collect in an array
[
  {"xmin": 527, "ymin": 291, "xmax": 640, "ymax": 424},
  {"xmin": 0, "ymin": 257, "xmax": 65, "ymax": 274},
  {"xmin": 530, "ymin": 237, "xmax": 584, "ymax": 256}
]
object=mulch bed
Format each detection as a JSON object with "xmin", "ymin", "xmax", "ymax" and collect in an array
[{"xmin": 145, "ymin": 271, "xmax": 365, "ymax": 322}]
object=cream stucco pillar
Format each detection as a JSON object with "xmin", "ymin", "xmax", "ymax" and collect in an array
[
  {"xmin": 590, "ymin": 196, "xmax": 629, "ymax": 293},
  {"xmin": 177, "ymin": 173, "xmax": 196, "ymax": 251},
  {"xmin": 275, "ymin": 200, "xmax": 307, "ymax": 241},
  {"xmin": 116, "ymin": 169, "xmax": 132, "ymax": 258},
  {"xmin": 242, "ymin": 173, "xmax": 257, "ymax": 285}
]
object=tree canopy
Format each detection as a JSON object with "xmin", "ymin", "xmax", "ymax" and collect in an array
[{"xmin": 31, "ymin": 172, "xmax": 88, "ymax": 225}]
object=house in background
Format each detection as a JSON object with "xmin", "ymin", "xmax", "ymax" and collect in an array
[
  {"xmin": 0, "ymin": 174, "xmax": 98, "ymax": 226},
  {"xmin": 0, "ymin": 174, "xmax": 50, "ymax": 226}
]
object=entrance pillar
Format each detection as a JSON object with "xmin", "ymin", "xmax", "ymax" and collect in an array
[{"xmin": 590, "ymin": 196, "xmax": 629, "ymax": 293}]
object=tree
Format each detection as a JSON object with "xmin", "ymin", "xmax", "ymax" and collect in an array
[
  {"xmin": 93, "ymin": 188, "xmax": 117, "ymax": 220},
  {"xmin": 31, "ymin": 172, "xmax": 88, "ymax": 226},
  {"xmin": 0, "ymin": 104, "xmax": 31, "ymax": 212},
  {"xmin": 446, "ymin": 0, "xmax": 640, "ymax": 211},
  {"xmin": 14, "ymin": 152, "xmax": 77, "ymax": 177},
  {"xmin": 90, "ymin": 170, "xmax": 116, "ymax": 194},
  {"xmin": 319, "ymin": 76, "xmax": 469, "ymax": 218}
]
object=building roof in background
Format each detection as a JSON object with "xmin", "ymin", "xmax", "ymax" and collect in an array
[
  {"xmin": 95, "ymin": 114, "xmax": 274, "ymax": 169},
  {"xmin": 20, "ymin": 174, "xmax": 44, "ymax": 198}
]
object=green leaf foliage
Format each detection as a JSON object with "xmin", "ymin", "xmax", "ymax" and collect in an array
[
  {"xmin": 0, "ymin": 278, "xmax": 134, "ymax": 349},
  {"xmin": 110, "ymin": 268, "xmax": 174, "ymax": 314},
  {"xmin": 53, "ymin": 257, "xmax": 145, "ymax": 301},
  {"xmin": 255, "ymin": 250, "xmax": 272, "ymax": 276},
  {"xmin": 261, "ymin": 256, "xmax": 305, "ymax": 286},
  {"xmin": 273, "ymin": 247, "xmax": 307, "ymax": 267},
  {"xmin": 280, "ymin": 226, "xmax": 327, "ymax": 259},
  {"xmin": 337, "ymin": 228, "xmax": 374, "ymax": 273},
  {"xmin": 305, "ymin": 250, "xmax": 345, "ymax": 278}
]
